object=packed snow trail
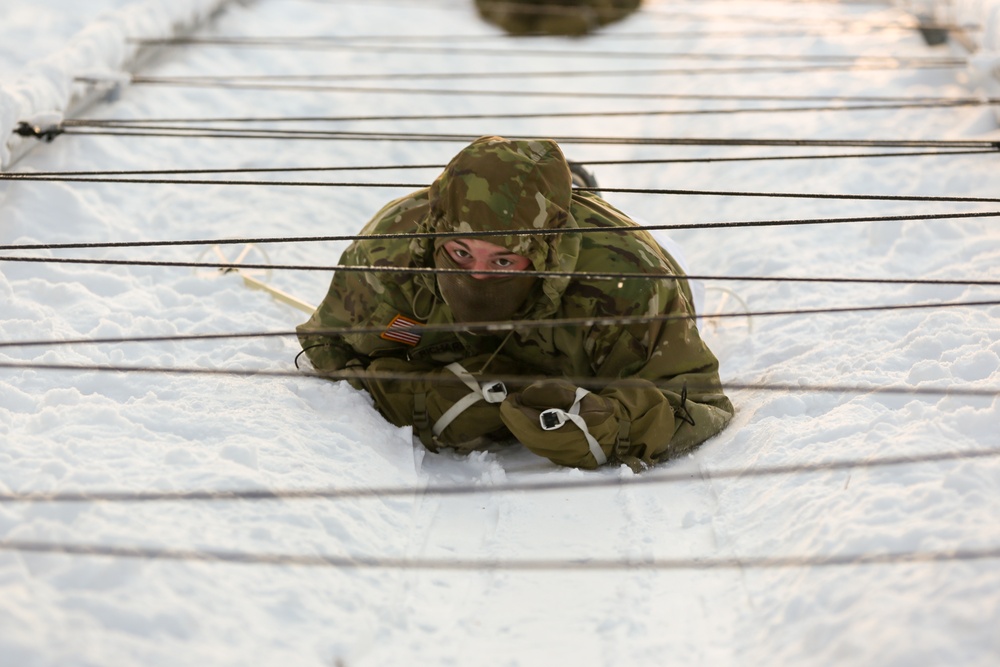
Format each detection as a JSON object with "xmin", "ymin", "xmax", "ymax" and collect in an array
[{"xmin": 2, "ymin": 0, "xmax": 1000, "ymax": 666}]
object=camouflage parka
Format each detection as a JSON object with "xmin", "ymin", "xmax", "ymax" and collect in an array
[{"xmin": 297, "ymin": 136, "xmax": 733, "ymax": 469}]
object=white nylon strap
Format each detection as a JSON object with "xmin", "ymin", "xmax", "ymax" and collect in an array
[
  {"xmin": 538, "ymin": 387, "xmax": 607, "ymax": 465},
  {"xmin": 444, "ymin": 362, "xmax": 480, "ymax": 393},
  {"xmin": 432, "ymin": 363, "xmax": 507, "ymax": 438}
]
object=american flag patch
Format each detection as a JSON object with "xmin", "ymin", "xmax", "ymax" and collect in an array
[{"xmin": 380, "ymin": 313, "xmax": 424, "ymax": 346}]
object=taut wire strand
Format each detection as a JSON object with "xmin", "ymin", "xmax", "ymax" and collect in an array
[
  {"xmin": 52, "ymin": 128, "xmax": 1000, "ymax": 149},
  {"xmin": 3, "ymin": 172, "xmax": 1000, "ymax": 206},
  {"xmin": 3, "ymin": 151, "xmax": 994, "ymax": 175},
  {"xmin": 0, "ymin": 293, "xmax": 998, "ymax": 351},
  {"xmin": 2, "ymin": 449, "xmax": 998, "ymax": 504},
  {"xmin": 0, "ymin": 540, "xmax": 997, "ymax": 571},
  {"xmin": 123, "ymin": 38, "xmax": 967, "ymax": 65},
  {"xmin": 4, "ymin": 361, "xmax": 999, "ymax": 399},
  {"xmin": 2, "ymin": 211, "xmax": 999, "ymax": 257}
]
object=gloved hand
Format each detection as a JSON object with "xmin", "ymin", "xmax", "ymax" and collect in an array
[
  {"xmin": 500, "ymin": 378, "xmax": 620, "ymax": 469},
  {"xmin": 359, "ymin": 354, "xmax": 523, "ymax": 450}
]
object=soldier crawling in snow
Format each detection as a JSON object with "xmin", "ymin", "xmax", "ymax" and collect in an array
[{"xmin": 297, "ymin": 136, "xmax": 733, "ymax": 471}]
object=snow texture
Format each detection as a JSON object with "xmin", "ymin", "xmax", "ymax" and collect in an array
[
  {"xmin": 0, "ymin": 0, "xmax": 229, "ymax": 168},
  {"xmin": 936, "ymin": 0, "xmax": 1000, "ymax": 120},
  {"xmin": 1, "ymin": 0, "xmax": 1000, "ymax": 666}
]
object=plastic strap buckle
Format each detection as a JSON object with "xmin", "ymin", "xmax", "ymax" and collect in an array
[
  {"xmin": 431, "ymin": 363, "xmax": 507, "ymax": 438},
  {"xmin": 537, "ymin": 387, "xmax": 607, "ymax": 466}
]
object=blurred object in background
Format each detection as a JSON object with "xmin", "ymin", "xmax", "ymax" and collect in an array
[{"xmin": 475, "ymin": 0, "xmax": 642, "ymax": 36}]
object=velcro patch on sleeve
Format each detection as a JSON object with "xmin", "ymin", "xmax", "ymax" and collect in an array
[{"xmin": 379, "ymin": 314, "xmax": 424, "ymax": 346}]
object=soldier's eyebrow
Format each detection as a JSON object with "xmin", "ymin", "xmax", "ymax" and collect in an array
[
  {"xmin": 490, "ymin": 249, "xmax": 524, "ymax": 259},
  {"xmin": 449, "ymin": 238, "xmax": 525, "ymax": 259}
]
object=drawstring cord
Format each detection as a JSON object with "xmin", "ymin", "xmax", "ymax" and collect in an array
[{"xmin": 474, "ymin": 330, "xmax": 516, "ymax": 375}]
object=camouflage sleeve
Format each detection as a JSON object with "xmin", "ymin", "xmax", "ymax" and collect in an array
[
  {"xmin": 585, "ymin": 277, "xmax": 734, "ymax": 467},
  {"xmin": 296, "ymin": 246, "xmax": 373, "ymax": 372},
  {"xmin": 295, "ymin": 191, "xmax": 432, "ymax": 373},
  {"xmin": 295, "ymin": 242, "xmax": 415, "ymax": 372}
]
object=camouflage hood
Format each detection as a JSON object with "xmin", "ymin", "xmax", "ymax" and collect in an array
[
  {"xmin": 475, "ymin": 0, "xmax": 643, "ymax": 36},
  {"xmin": 411, "ymin": 136, "xmax": 581, "ymax": 319}
]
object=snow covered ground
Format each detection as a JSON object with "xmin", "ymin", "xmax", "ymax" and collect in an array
[
  {"xmin": 0, "ymin": 0, "xmax": 136, "ymax": 80},
  {"xmin": 1, "ymin": 0, "xmax": 999, "ymax": 665}
]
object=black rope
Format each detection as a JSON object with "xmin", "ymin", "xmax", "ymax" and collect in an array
[
  {"xmin": 1, "ymin": 361, "xmax": 1000, "ymax": 401},
  {"xmin": 2, "ymin": 448, "xmax": 997, "ymax": 504},
  {"xmin": 115, "ymin": 28, "xmax": 952, "ymax": 43},
  {"xmin": 638, "ymin": 7, "xmax": 974, "ymax": 32},
  {"xmin": 0, "ymin": 263, "xmax": 994, "ymax": 292},
  {"xmin": 578, "ymin": 150, "xmax": 1000, "ymax": 164},
  {"xmin": 123, "ymin": 64, "xmax": 969, "ymax": 86},
  {"xmin": 1, "ymin": 211, "xmax": 998, "ymax": 258},
  {"xmin": 74, "ymin": 83, "xmax": 1000, "ymax": 104},
  {"xmin": 111, "ymin": 17, "xmax": 979, "ymax": 42},
  {"xmin": 3, "ymin": 150, "xmax": 993, "ymax": 178},
  {"xmin": 52, "ymin": 129, "xmax": 1000, "ymax": 149},
  {"xmin": 66, "ymin": 94, "xmax": 1000, "ymax": 118},
  {"xmin": 0, "ymin": 248, "xmax": 994, "ymax": 282},
  {"xmin": 1, "ymin": 298, "xmax": 999, "ymax": 377},
  {"xmin": 314, "ymin": 0, "xmax": 965, "ymax": 18},
  {"xmin": 130, "ymin": 31, "xmax": 699, "ymax": 45},
  {"xmin": 4, "ymin": 171, "xmax": 999, "ymax": 206},
  {"xmin": 124, "ymin": 37, "xmax": 962, "ymax": 61},
  {"xmin": 1, "ymin": 539, "xmax": 996, "ymax": 571},
  {"xmin": 0, "ymin": 175, "xmax": 429, "ymax": 187},
  {"xmin": 1, "ymin": 164, "xmax": 444, "ymax": 177},
  {"xmin": 118, "ymin": 68, "xmax": 968, "ymax": 98},
  {"xmin": 595, "ymin": 187, "xmax": 1000, "ymax": 203},
  {"xmin": 0, "ymin": 286, "xmax": 999, "ymax": 352},
  {"xmin": 126, "ymin": 38, "xmax": 965, "ymax": 66}
]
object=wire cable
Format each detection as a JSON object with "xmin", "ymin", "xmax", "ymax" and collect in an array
[
  {"xmin": 118, "ymin": 27, "xmax": 960, "ymax": 42},
  {"xmin": 0, "ymin": 286, "xmax": 999, "ymax": 352},
  {"xmin": 635, "ymin": 7, "xmax": 974, "ymax": 32},
  {"xmin": 2, "ymin": 448, "xmax": 997, "ymax": 504},
  {"xmin": 74, "ymin": 80, "xmax": 1000, "ymax": 111},
  {"xmin": 4, "ymin": 171, "xmax": 1000, "ymax": 207},
  {"xmin": 126, "ymin": 38, "xmax": 965, "ymax": 66},
  {"xmin": 0, "ymin": 252, "xmax": 996, "ymax": 289},
  {"xmin": 118, "ymin": 64, "xmax": 973, "ymax": 86},
  {"xmin": 2, "ymin": 300, "xmax": 999, "ymax": 378},
  {"xmin": 2, "ymin": 211, "xmax": 999, "ymax": 258},
  {"xmin": 0, "ymin": 539, "xmax": 997, "ymax": 571},
  {"xmin": 58, "ymin": 91, "xmax": 1000, "ymax": 117},
  {"xmin": 117, "ymin": 69, "xmax": 970, "ymax": 99},
  {"xmin": 65, "ymin": 97, "xmax": 1000, "ymax": 120},
  {"xmin": 1, "ymin": 280, "xmax": 999, "ymax": 352},
  {"xmin": 3, "ymin": 150, "xmax": 994, "ymax": 176},
  {"xmin": 1, "ymin": 363, "xmax": 1000, "ymax": 402},
  {"xmin": 26, "ymin": 117, "xmax": 1000, "ymax": 152},
  {"xmin": 52, "ymin": 128, "xmax": 1000, "ymax": 149}
]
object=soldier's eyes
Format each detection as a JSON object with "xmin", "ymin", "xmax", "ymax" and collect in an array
[
  {"xmin": 451, "ymin": 248, "xmax": 472, "ymax": 260},
  {"xmin": 494, "ymin": 257, "xmax": 516, "ymax": 267}
]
